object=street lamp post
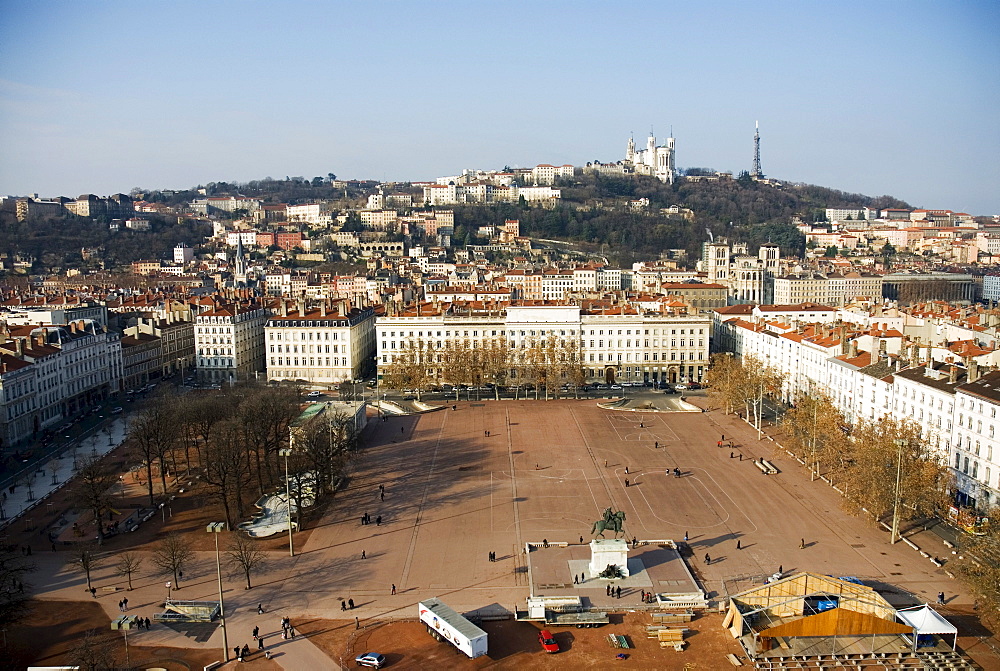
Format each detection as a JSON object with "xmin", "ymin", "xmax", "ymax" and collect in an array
[
  {"xmin": 891, "ymin": 438, "xmax": 906, "ymax": 544},
  {"xmin": 207, "ymin": 522, "xmax": 229, "ymax": 662},
  {"xmin": 278, "ymin": 449, "xmax": 294, "ymax": 556}
]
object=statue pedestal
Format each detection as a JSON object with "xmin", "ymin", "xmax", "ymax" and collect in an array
[{"xmin": 589, "ymin": 538, "xmax": 630, "ymax": 578}]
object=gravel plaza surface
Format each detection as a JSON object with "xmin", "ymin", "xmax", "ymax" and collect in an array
[{"xmin": 21, "ymin": 397, "xmax": 995, "ymax": 669}]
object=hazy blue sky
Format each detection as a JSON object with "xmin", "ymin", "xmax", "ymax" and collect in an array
[{"xmin": 2, "ymin": 1, "xmax": 998, "ymax": 214}]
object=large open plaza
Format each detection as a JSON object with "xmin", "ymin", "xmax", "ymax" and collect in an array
[{"xmin": 14, "ymin": 396, "xmax": 995, "ymax": 668}]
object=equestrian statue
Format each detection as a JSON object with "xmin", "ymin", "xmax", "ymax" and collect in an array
[{"xmin": 591, "ymin": 506, "xmax": 626, "ymax": 539}]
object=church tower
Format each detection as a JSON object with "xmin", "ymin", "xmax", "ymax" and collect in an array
[
  {"xmin": 626, "ymin": 135, "xmax": 636, "ymax": 163},
  {"xmin": 234, "ymin": 234, "xmax": 247, "ymax": 286}
]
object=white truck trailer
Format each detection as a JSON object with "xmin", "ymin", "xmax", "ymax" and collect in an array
[{"xmin": 417, "ymin": 598, "xmax": 488, "ymax": 659}]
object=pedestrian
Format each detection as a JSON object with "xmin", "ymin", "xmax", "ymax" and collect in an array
[
  {"xmin": 257, "ymin": 603, "xmax": 264, "ymax": 615},
  {"xmin": 632, "ymin": 536, "xmax": 637, "ymax": 547},
  {"xmin": 616, "ymin": 586, "xmax": 621, "ymax": 599},
  {"xmin": 118, "ymin": 599, "xmax": 123, "ymax": 612},
  {"xmin": 778, "ymin": 565, "xmax": 782, "ymax": 575},
  {"xmin": 376, "ymin": 515, "xmax": 381, "ymax": 526},
  {"xmin": 391, "ymin": 584, "xmax": 396, "ymax": 595},
  {"xmin": 453, "ymin": 405, "xmax": 456, "ymax": 410},
  {"xmin": 253, "ymin": 626, "xmax": 259, "ymax": 640},
  {"xmin": 625, "ymin": 478, "xmax": 629, "ymax": 487},
  {"xmin": 341, "ymin": 600, "xmax": 347, "ymax": 611},
  {"xmin": 580, "ymin": 535, "xmax": 584, "ymax": 544},
  {"xmin": 379, "ymin": 484, "xmax": 384, "ymax": 493},
  {"xmin": 624, "ymin": 466, "xmax": 629, "ymax": 474},
  {"xmin": 90, "ymin": 587, "xmax": 96, "ymax": 598},
  {"xmin": 543, "ymin": 539, "xmax": 549, "ymax": 548},
  {"xmin": 730, "ymin": 451, "xmax": 734, "ymax": 458},
  {"xmin": 641, "ymin": 589, "xmax": 646, "ymax": 601},
  {"xmin": 800, "ymin": 538, "xmax": 805, "ymax": 549},
  {"xmin": 265, "ymin": 650, "xmax": 271, "ymax": 660},
  {"xmin": 401, "ymin": 426, "xmax": 404, "ymax": 434},
  {"xmin": 349, "ymin": 598, "xmax": 355, "ymax": 609},
  {"xmin": 654, "ymin": 441, "xmax": 658, "ymax": 448},
  {"xmin": 639, "ymin": 422, "xmax": 643, "ymax": 428},
  {"xmin": 361, "ymin": 515, "xmax": 366, "ymax": 525},
  {"xmin": 145, "ymin": 617, "xmax": 151, "ymax": 629},
  {"xmin": 361, "ymin": 550, "xmax": 366, "ymax": 559},
  {"xmin": 704, "ymin": 553, "xmax": 711, "ymax": 565},
  {"xmin": 258, "ymin": 636, "xmax": 264, "ymax": 651},
  {"xmin": 736, "ymin": 540, "xmax": 741, "ymax": 550},
  {"xmin": 937, "ymin": 592, "xmax": 945, "ymax": 605},
  {"xmin": 355, "ymin": 616, "xmax": 360, "ymax": 630},
  {"xmin": 380, "ymin": 491, "xmax": 384, "ymax": 501},
  {"xmin": 606, "ymin": 585, "xmax": 611, "ymax": 596},
  {"xmin": 574, "ymin": 575, "xmax": 578, "ymax": 584},
  {"xmin": 739, "ymin": 453, "xmax": 743, "ymax": 461},
  {"xmin": 684, "ymin": 531, "xmax": 689, "ymax": 542},
  {"xmin": 242, "ymin": 643, "xmax": 250, "ymax": 659},
  {"xmin": 486, "ymin": 430, "xmax": 490, "ymax": 437},
  {"xmin": 290, "ymin": 627, "xmax": 295, "ymax": 639},
  {"xmin": 123, "ymin": 597, "xmax": 128, "ymax": 610},
  {"xmin": 605, "ymin": 459, "xmax": 608, "ymax": 467},
  {"xmin": 234, "ymin": 646, "xmax": 241, "ymax": 661},
  {"xmin": 717, "ymin": 440, "xmax": 722, "ymax": 447}
]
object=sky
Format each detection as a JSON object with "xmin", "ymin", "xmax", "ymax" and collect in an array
[{"xmin": 1, "ymin": 1, "xmax": 998, "ymax": 214}]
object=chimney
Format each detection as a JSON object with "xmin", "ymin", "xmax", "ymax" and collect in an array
[
  {"xmin": 280, "ymin": 300, "xmax": 287, "ymax": 317},
  {"xmin": 949, "ymin": 366, "xmax": 958, "ymax": 384},
  {"xmin": 849, "ymin": 339, "xmax": 859, "ymax": 358},
  {"xmin": 969, "ymin": 359, "xmax": 980, "ymax": 383},
  {"xmin": 320, "ymin": 301, "xmax": 327, "ymax": 317}
]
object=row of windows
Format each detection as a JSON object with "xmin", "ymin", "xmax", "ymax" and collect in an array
[
  {"xmin": 269, "ymin": 357, "xmax": 348, "ymax": 367},
  {"xmin": 380, "ymin": 328, "xmax": 705, "ymax": 338},
  {"xmin": 270, "ymin": 344, "xmax": 341, "ymax": 354},
  {"xmin": 268, "ymin": 331, "xmax": 343, "ymax": 341}
]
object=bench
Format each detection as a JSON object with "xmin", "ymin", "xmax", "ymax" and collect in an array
[
  {"xmin": 754, "ymin": 459, "xmax": 770, "ymax": 474},
  {"xmin": 101, "ymin": 586, "xmax": 121, "ymax": 592},
  {"xmin": 727, "ymin": 653, "xmax": 744, "ymax": 666},
  {"xmin": 760, "ymin": 459, "xmax": 780, "ymax": 474}
]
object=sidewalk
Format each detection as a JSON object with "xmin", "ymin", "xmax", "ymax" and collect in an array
[{"xmin": 1, "ymin": 414, "xmax": 130, "ymax": 533}]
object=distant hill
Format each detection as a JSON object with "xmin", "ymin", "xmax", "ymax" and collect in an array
[{"xmin": 452, "ymin": 173, "xmax": 911, "ymax": 265}]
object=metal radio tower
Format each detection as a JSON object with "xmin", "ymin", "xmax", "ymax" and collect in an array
[{"xmin": 751, "ymin": 121, "xmax": 762, "ymax": 178}]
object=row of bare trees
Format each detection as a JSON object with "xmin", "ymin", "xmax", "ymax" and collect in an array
[
  {"xmin": 382, "ymin": 336, "xmax": 587, "ymax": 400},
  {"xmin": 707, "ymin": 353, "xmax": 951, "ymax": 536},
  {"xmin": 124, "ymin": 384, "xmax": 306, "ymax": 531},
  {"xmin": 75, "ymin": 531, "xmax": 267, "ymax": 595}
]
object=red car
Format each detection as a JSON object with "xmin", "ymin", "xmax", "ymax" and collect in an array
[{"xmin": 538, "ymin": 629, "xmax": 559, "ymax": 653}]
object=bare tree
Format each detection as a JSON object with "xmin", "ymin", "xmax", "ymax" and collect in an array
[
  {"xmin": 0, "ymin": 547, "xmax": 34, "ymax": 628},
  {"xmin": 782, "ymin": 392, "xmax": 851, "ymax": 482},
  {"xmin": 237, "ymin": 386, "xmax": 301, "ymax": 496},
  {"xmin": 74, "ymin": 543, "xmax": 101, "ymax": 593},
  {"xmin": 73, "ymin": 456, "xmax": 118, "ymax": 546},
  {"xmin": 68, "ymin": 628, "xmax": 119, "ymax": 671},
  {"xmin": 127, "ymin": 404, "xmax": 180, "ymax": 505},
  {"xmin": 203, "ymin": 419, "xmax": 252, "ymax": 530},
  {"xmin": 225, "ymin": 533, "xmax": 267, "ymax": 589},
  {"xmin": 959, "ymin": 519, "xmax": 1000, "ymax": 623},
  {"xmin": 115, "ymin": 551, "xmax": 143, "ymax": 591},
  {"xmin": 151, "ymin": 533, "xmax": 193, "ymax": 589},
  {"xmin": 841, "ymin": 416, "xmax": 951, "ymax": 533}
]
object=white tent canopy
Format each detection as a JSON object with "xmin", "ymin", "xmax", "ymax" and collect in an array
[{"xmin": 896, "ymin": 605, "xmax": 957, "ymax": 650}]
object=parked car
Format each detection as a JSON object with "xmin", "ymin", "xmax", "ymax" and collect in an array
[
  {"xmin": 307, "ymin": 391, "xmax": 322, "ymax": 398},
  {"xmin": 355, "ymin": 652, "xmax": 386, "ymax": 668},
  {"xmin": 111, "ymin": 407, "xmax": 123, "ymax": 414},
  {"xmin": 674, "ymin": 383, "xmax": 689, "ymax": 390},
  {"xmin": 538, "ymin": 629, "xmax": 559, "ymax": 653},
  {"xmin": 664, "ymin": 387, "xmax": 678, "ymax": 395}
]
